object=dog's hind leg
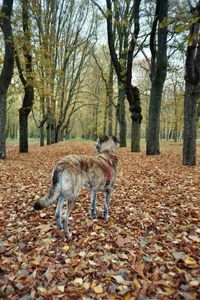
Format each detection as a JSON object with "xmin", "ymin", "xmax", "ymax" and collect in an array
[
  {"xmin": 90, "ymin": 190, "xmax": 97, "ymax": 219},
  {"xmin": 103, "ymin": 189, "xmax": 111, "ymax": 220},
  {"xmin": 55, "ymin": 196, "xmax": 65, "ymax": 230},
  {"xmin": 63, "ymin": 198, "xmax": 76, "ymax": 238}
]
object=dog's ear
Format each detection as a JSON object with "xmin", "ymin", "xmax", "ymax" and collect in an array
[
  {"xmin": 99, "ymin": 135, "xmax": 109, "ymax": 143},
  {"xmin": 112, "ymin": 136, "xmax": 120, "ymax": 144}
]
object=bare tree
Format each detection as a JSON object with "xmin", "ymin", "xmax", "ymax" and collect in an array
[
  {"xmin": 92, "ymin": 0, "xmax": 143, "ymax": 152},
  {"xmin": 0, "ymin": 0, "xmax": 14, "ymax": 159},
  {"xmin": 31, "ymin": 0, "xmax": 95, "ymax": 144},
  {"xmin": 15, "ymin": 0, "xmax": 34, "ymax": 153},
  {"xmin": 146, "ymin": 0, "xmax": 169, "ymax": 155}
]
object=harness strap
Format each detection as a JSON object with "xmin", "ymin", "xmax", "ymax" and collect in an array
[
  {"xmin": 100, "ymin": 156, "xmax": 111, "ymax": 186},
  {"xmin": 105, "ymin": 159, "xmax": 111, "ymax": 185}
]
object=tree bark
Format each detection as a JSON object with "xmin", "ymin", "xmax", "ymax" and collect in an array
[
  {"xmin": 40, "ymin": 125, "xmax": 45, "ymax": 147},
  {"xmin": 0, "ymin": 0, "xmax": 14, "ymax": 159},
  {"xmin": 103, "ymin": 0, "xmax": 142, "ymax": 151},
  {"xmin": 126, "ymin": 85, "xmax": 142, "ymax": 152},
  {"xmin": 146, "ymin": 81, "xmax": 163, "ymax": 154},
  {"xmin": 182, "ymin": 86, "xmax": 197, "ymax": 165},
  {"xmin": 118, "ymin": 82, "xmax": 126, "ymax": 147},
  {"xmin": 146, "ymin": 0, "xmax": 168, "ymax": 155},
  {"xmin": 108, "ymin": 61, "xmax": 114, "ymax": 136},
  {"xmin": 103, "ymin": 97, "xmax": 108, "ymax": 135},
  {"xmin": 182, "ymin": 2, "xmax": 200, "ymax": 165},
  {"xmin": 15, "ymin": 0, "xmax": 34, "ymax": 153},
  {"xmin": 19, "ymin": 110, "xmax": 29, "ymax": 153},
  {"xmin": 19, "ymin": 85, "xmax": 34, "ymax": 152}
]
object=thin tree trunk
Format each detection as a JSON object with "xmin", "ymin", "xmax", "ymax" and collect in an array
[
  {"xmin": 118, "ymin": 83, "xmax": 126, "ymax": 147},
  {"xmin": 131, "ymin": 120, "xmax": 140, "ymax": 152},
  {"xmin": 182, "ymin": 1, "xmax": 200, "ymax": 165},
  {"xmin": 146, "ymin": 0, "xmax": 168, "ymax": 155},
  {"xmin": 0, "ymin": 0, "xmax": 14, "ymax": 159},
  {"xmin": 182, "ymin": 85, "xmax": 197, "ymax": 165},
  {"xmin": 40, "ymin": 125, "xmax": 44, "ymax": 147},
  {"xmin": 0, "ymin": 95, "xmax": 7, "ymax": 159},
  {"xmin": 108, "ymin": 62, "xmax": 114, "ymax": 136},
  {"xmin": 146, "ymin": 82, "xmax": 163, "ymax": 154},
  {"xmin": 47, "ymin": 124, "xmax": 51, "ymax": 145},
  {"xmin": 103, "ymin": 97, "xmax": 108, "ymax": 135},
  {"xmin": 108, "ymin": 100, "xmax": 113, "ymax": 136},
  {"xmin": 15, "ymin": 1, "xmax": 34, "ymax": 153},
  {"xmin": 19, "ymin": 85, "xmax": 33, "ymax": 152},
  {"xmin": 19, "ymin": 109, "xmax": 29, "ymax": 152},
  {"xmin": 126, "ymin": 85, "xmax": 142, "ymax": 152}
]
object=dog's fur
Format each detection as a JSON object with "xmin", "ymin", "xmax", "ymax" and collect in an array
[{"xmin": 34, "ymin": 135, "xmax": 118, "ymax": 237}]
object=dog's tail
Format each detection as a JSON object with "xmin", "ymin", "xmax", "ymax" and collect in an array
[{"xmin": 33, "ymin": 169, "xmax": 60, "ymax": 210}]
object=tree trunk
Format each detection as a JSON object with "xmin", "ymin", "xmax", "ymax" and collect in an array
[
  {"xmin": 47, "ymin": 124, "xmax": 51, "ymax": 145},
  {"xmin": 0, "ymin": 0, "xmax": 14, "ymax": 159},
  {"xmin": 182, "ymin": 85, "xmax": 197, "ymax": 165},
  {"xmin": 19, "ymin": 86, "xmax": 34, "ymax": 153},
  {"xmin": 131, "ymin": 120, "xmax": 140, "ymax": 152},
  {"xmin": 118, "ymin": 82, "xmax": 126, "ymax": 147},
  {"xmin": 19, "ymin": 109, "xmax": 29, "ymax": 152},
  {"xmin": 182, "ymin": 1, "xmax": 200, "ymax": 165},
  {"xmin": 108, "ymin": 62, "xmax": 114, "ymax": 136},
  {"xmin": 103, "ymin": 98, "xmax": 108, "ymax": 135},
  {"xmin": 108, "ymin": 100, "xmax": 113, "ymax": 136},
  {"xmin": 0, "ymin": 95, "xmax": 7, "ymax": 159},
  {"xmin": 146, "ymin": 0, "xmax": 168, "ymax": 155},
  {"xmin": 126, "ymin": 85, "xmax": 142, "ymax": 152},
  {"xmin": 40, "ymin": 125, "xmax": 44, "ymax": 147},
  {"xmin": 15, "ymin": 1, "xmax": 34, "ymax": 153},
  {"xmin": 51, "ymin": 124, "xmax": 56, "ymax": 144},
  {"xmin": 146, "ymin": 81, "xmax": 163, "ymax": 155}
]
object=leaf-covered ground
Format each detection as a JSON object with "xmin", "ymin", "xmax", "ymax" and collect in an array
[{"xmin": 0, "ymin": 141, "xmax": 200, "ymax": 299}]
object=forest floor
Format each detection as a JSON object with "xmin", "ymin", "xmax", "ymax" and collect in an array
[{"xmin": 0, "ymin": 141, "xmax": 200, "ymax": 299}]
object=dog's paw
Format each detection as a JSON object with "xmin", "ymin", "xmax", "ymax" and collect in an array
[
  {"xmin": 65, "ymin": 231, "xmax": 72, "ymax": 239},
  {"xmin": 56, "ymin": 221, "xmax": 63, "ymax": 230},
  {"xmin": 103, "ymin": 214, "xmax": 109, "ymax": 221},
  {"xmin": 90, "ymin": 214, "xmax": 97, "ymax": 220}
]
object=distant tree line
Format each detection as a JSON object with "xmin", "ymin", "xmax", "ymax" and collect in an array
[{"xmin": 0, "ymin": 0, "xmax": 200, "ymax": 165}]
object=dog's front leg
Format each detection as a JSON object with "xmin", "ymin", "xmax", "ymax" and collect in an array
[
  {"xmin": 103, "ymin": 189, "xmax": 111, "ymax": 220},
  {"xmin": 90, "ymin": 190, "xmax": 97, "ymax": 219},
  {"xmin": 55, "ymin": 196, "xmax": 64, "ymax": 230}
]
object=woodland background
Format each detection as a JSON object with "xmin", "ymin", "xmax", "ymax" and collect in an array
[{"xmin": 0, "ymin": 0, "xmax": 200, "ymax": 164}]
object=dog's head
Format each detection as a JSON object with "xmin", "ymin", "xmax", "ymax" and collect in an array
[{"xmin": 96, "ymin": 135, "xmax": 119, "ymax": 153}]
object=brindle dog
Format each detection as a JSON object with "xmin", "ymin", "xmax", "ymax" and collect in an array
[{"xmin": 34, "ymin": 135, "xmax": 118, "ymax": 237}]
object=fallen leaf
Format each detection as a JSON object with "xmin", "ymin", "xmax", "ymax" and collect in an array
[
  {"xmin": 74, "ymin": 278, "xmax": 83, "ymax": 286},
  {"xmin": 184, "ymin": 257, "xmax": 197, "ymax": 265},
  {"xmin": 37, "ymin": 286, "xmax": 47, "ymax": 294},
  {"xmin": 112, "ymin": 275, "xmax": 126, "ymax": 285},
  {"xmin": 83, "ymin": 282, "xmax": 90, "ymax": 290},
  {"xmin": 188, "ymin": 235, "xmax": 200, "ymax": 242},
  {"xmin": 93, "ymin": 283, "xmax": 103, "ymax": 294},
  {"xmin": 133, "ymin": 278, "xmax": 141, "ymax": 288},
  {"xmin": 57, "ymin": 285, "xmax": 65, "ymax": 293},
  {"xmin": 116, "ymin": 235, "xmax": 133, "ymax": 247},
  {"xmin": 62, "ymin": 245, "xmax": 70, "ymax": 251},
  {"xmin": 189, "ymin": 280, "xmax": 199, "ymax": 287}
]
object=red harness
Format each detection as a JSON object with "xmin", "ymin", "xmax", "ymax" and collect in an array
[{"xmin": 100, "ymin": 157, "xmax": 111, "ymax": 186}]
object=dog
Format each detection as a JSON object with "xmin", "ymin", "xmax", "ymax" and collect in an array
[{"xmin": 33, "ymin": 135, "xmax": 118, "ymax": 237}]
